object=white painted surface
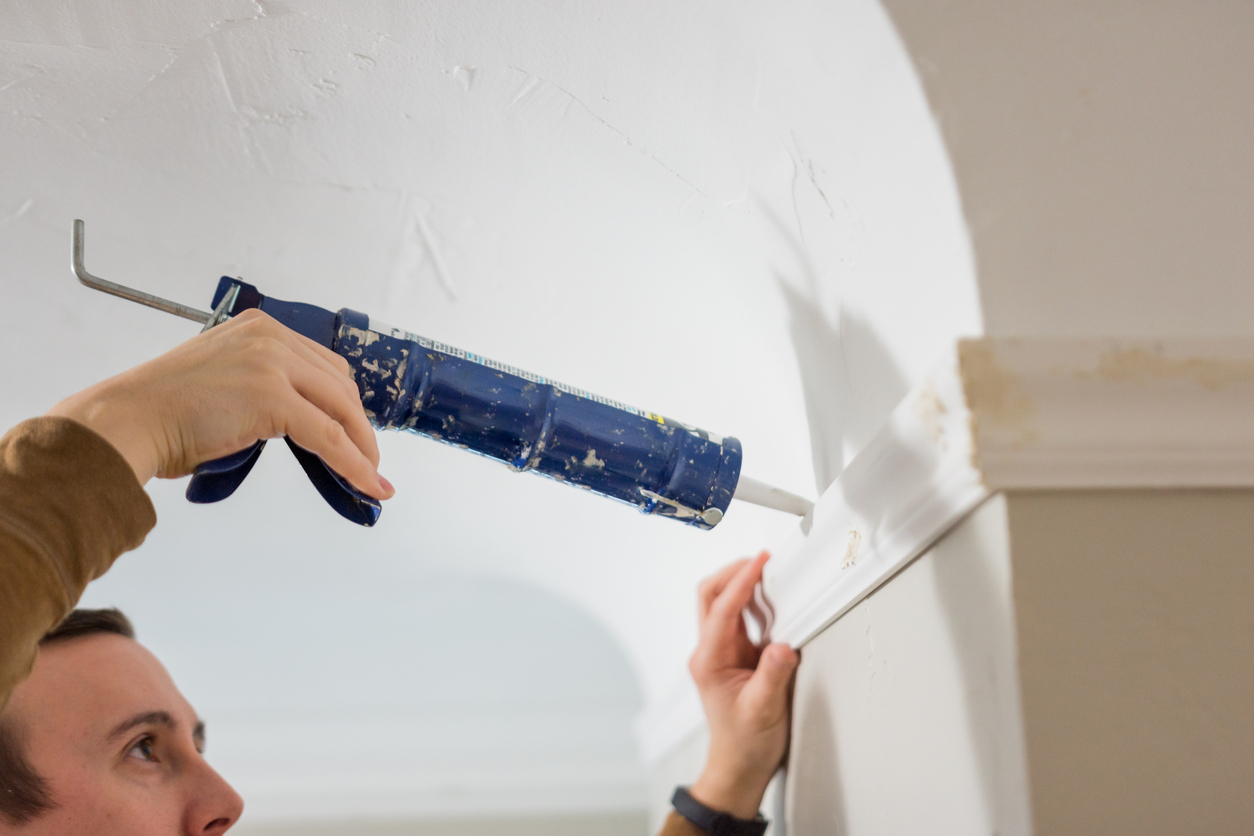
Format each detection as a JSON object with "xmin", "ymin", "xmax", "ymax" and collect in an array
[
  {"xmin": 641, "ymin": 335, "xmax": 1254, "ymax": 761},
  {"xmin": 786, "ymin": 495, "xmax": 1031, "ymax": 836},
  {"xmin": 769, "ymin": 336, "xmax": 1254, "ymax": 652},
  {"xmin": 0, "ymin": 0, "xmax": 977, "ymax": 821}
]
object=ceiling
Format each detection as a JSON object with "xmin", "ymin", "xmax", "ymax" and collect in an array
[{"xmin": 0, "ymin": 0, "xmax": 978, "ymax": 824}]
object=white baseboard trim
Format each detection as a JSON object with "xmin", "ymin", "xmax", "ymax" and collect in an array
[{"xmin": 637, "ymin": 336, "xmax": 1254, "ymax": 763}]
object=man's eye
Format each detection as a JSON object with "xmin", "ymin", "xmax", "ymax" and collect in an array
[{"xmin": 126, "ymin": 736, "xmax": 157, "ymax": 762}]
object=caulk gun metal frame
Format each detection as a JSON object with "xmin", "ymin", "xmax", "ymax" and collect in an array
[
  {"xmin": 73, "ymin": 220, "xmax": 215, "ymax": 325},
  {"xmin": 71, "ymin": 220, "xmax": 383, "ymax": 527}
]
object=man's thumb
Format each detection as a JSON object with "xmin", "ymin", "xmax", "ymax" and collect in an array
[{"xmin": 742, "ymin": 643, "xmax": 798, "ymax": 716}]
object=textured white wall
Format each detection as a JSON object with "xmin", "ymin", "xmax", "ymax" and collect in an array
[{"xmin": 0, "ymin": 0, "xmax": 976, "ymax": 823}]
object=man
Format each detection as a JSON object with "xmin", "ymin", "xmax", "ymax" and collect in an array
[
  {"xmin": 0, "ymin": 310, "xmax": 797, "ymax": 835},
  {"xmin": 0, "ymin": 609, "xmax": 243, "ymax": 834}
]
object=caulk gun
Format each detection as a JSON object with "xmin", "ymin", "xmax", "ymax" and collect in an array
[{"xmin": 71, "ymin": 220, "xmax": 813, "ymax": 528}]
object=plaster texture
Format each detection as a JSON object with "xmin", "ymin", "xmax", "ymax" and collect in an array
[{"xmin": 0, "ymin": 0, "xmax": 976, "ymax": 822}]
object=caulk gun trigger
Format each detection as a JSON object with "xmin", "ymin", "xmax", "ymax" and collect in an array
[{"xmin": 186, "ymin": 441, "xmax": 266, "ymax": 504}]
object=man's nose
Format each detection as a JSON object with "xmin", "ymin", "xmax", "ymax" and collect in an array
[{"xmin": 183, "ymin": 758, "xmax": 245, "ymax": 835}]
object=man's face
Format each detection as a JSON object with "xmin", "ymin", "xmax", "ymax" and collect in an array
[{"xmin": 0, "ymin": 634, "xmax": 243, "ymax": 835}]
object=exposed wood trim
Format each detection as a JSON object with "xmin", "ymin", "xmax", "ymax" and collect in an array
[{"xmin": 638, "ymin": 337, "xmax": 1254, "ymax": 763}]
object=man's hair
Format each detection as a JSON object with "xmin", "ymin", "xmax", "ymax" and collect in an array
[
  {"xmin": 0, "ymin": 608, "xmax": 134, "ymax": 825},
  {"xmin": 41, "ymin": 607, "xmax": 134, "ymax": 645}
]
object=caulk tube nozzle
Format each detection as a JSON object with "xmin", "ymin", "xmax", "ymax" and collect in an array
[{"xmin": 733, "ymin": 475, "xmax": 814, "ymax": 517}]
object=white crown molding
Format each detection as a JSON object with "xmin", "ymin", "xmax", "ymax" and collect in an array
[{"xmin": 638, "ymin": 336, "xmax": 1254, "ymax": 763}]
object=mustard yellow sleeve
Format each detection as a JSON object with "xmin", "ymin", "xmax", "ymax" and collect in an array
[
  {"xmin": 0, "ymin": 417, "xmax": 155, "ymax": 711},
  {"xmin": 657, "ymin": 810, "xmax": 708, "ymax": 836}
]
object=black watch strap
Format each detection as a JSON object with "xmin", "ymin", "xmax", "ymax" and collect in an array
[{"xmin": 671, "ymin": 786, "xmax": 768, "ymax": 836}]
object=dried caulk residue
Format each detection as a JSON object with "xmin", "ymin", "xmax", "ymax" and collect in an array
[
  {"xmin": 413, "ymin": 211, "xmax": 457, "ymax": 301},
  {"xmin": 841, "ymin": 529, "xmax": 861, "ymax": 569},
  {"xmin": 957, "ymin": 338, "xmax": 1040, "ymax": 451},
  {"xmin": 911, "ymin": 380, "xmax": 948, "ymax": 447},
  {"xmin": 1088, "ymin": 347, "xmax": 1254, "ymax": 392},
  {"xmin": 352, "ymin": 328, "xmax": 381, "ymax": 348},
  {"xmin": 450, "ymin": 65, "xmax": 478, "ymax": 90}
]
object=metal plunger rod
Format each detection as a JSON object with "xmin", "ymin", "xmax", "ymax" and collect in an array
[{"xmin": 72, "ymin": 219, "xmax": 213, "ymax": 324}]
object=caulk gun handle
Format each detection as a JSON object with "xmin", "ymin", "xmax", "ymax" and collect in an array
[
  {"xmin": 186, "ymin": 440, "xmax": 382, "ymax": 527},
  {"xmin": 186, "ymin": 441, "xmax": 267, "ymax": 503},
  {"xmin": 184, "ymin": 277, "xmax": 383, "ymax": 527},
  {"xmin": 281, "ymin": 438, "xmax": 382, "ymax": 527}
]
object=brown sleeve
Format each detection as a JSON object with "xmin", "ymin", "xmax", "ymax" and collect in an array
[
  {"xmin": 657, "ymin": 811, "xmax": 707, "ymax": 836},
  {"xmin": 0, "ymin": 417, "xmax": 156, "ymax": 711}
]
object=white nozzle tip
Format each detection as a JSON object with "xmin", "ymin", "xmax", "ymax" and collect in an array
[{"xmin": 733, "ymin": 475, "xmax": 814, "ymax": 517}]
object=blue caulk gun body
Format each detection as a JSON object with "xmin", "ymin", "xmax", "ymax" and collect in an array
[
  {"xmin": 191, "ymin": 278, "xmax": 742, "ymax": 529},
  {"xmin": 70, "ymin": 219, "xmax": 812, "ymax": 530}
]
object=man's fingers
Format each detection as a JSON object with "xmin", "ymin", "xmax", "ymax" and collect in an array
[
  {"xmin": 285, "ymin": 352, "xmax": 381, "ymax": 475},
  {"xmin": 240, "ymin": 313, "xmax": 346, "ymax": 376},
  {"xmin": 739, "ymin": 642, "xmax": 798, "ymax": 721},
  {"xmin": 693, "ymin": 553, "xmax": 771, "ymax": 674},
  {"xmin": 279, "ymin": 390, "xmax": 391, "ymax": 500},
  {"xmin": 698, "ymin": 559, "xmax": 751, "ymax": 621},
  {"xmin": 227, "ymin": 308, "xmax": 354, "ymax": 383},
  {"xmin": 242, "ymin": 315, "xmax": 381, "ymax": 469},
  {"xmin": 224, "ymin": 312, "xmax": 389, "ymax": 497},
  {"xmin": 706, "ymin": 551, "xmax": 770, "ymax": 628}
]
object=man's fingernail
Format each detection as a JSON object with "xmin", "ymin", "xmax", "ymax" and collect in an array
[
  {"xmin": 378, "ymin": 474, "xmax": 395, "ymax": 495},
  {"xmin": 770, "ymin": 644, "xmax": 797, "ymax": 665}
]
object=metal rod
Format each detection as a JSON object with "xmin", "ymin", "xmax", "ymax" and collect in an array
[
  {"xmin": 201, "ymin": 283, "xmax": 240, "ymax": 333},
  {"xmin": 733, "ymin": 475, "xmax": 814, "ymax": 517},
  {"xmin": 72, "ymin": 219, "xmax": 212, "ymax": 324}
]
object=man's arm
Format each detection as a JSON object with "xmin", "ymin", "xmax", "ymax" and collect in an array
[
  {"xmin": 0, "ymin": 310, "xmax": 392, "ymax": 711},
  {"xmin": 658, "ymin": 551, "xmax": 799, "ymax": 835},
  {"xmin": 0, "ymin": 417, "xmax": 156, "ymax": 714}
]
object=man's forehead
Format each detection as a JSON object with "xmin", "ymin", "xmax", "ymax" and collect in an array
[{"xmin": 11, "ymin": 634, "xmax": 197, "ymax": 739}]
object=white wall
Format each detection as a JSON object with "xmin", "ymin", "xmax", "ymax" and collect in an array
[
  {"xmin": 786, "ymin": 495, "xmax": 1030, "ymax": 835},
  {"xmin": 0, "ymin": 0, "xmax": 977, "ymax": 824},
  {"xmin": 767, "ymin": 3, "xmax": 1254, "ymax": 833}
]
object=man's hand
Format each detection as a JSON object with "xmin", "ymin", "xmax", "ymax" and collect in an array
[
  {"xmin": 46, "ymin": 309, "xmax": 393, "ymax": 500},
  {"xmin": 688, "ymin": 551, "xmax": 798, "ymax": 820}
]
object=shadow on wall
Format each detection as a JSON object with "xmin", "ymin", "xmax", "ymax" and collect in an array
[
  {"xmin": 786, "ymin": 403, "xmax": 1013, "ymax": 830},
  {"xmin": 930, "ymin": 497, "xmax": 1026, "ymax": 832},
  {"xmin": 762, "ymin": 204, "xmax": 907, "ymax": 495},
  {"xmin": 785, "ymin": 672, "xmax": 850, "ymax": 836},
  {"xmin": 838, "ymin": 432, "xmax": 1025, "ymax": 831}
]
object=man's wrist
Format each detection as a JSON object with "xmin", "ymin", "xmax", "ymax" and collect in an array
[
  {"xmin": 672, "ymin": 786, "xmax": 767, "ymax": 836},
  {"xmin": 48, "ymin": 386, "xmax": 159, "ymax": 485},
  {"xmin": 688, "ymin": 766, "xmax": 771, "ymax": 821}
]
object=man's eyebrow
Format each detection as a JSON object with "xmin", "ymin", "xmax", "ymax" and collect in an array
[
  {"xmin": 108, "ymin": 711, "xmax": 207, "ymax": 750},
  {"xmin": 107, "ymin": 710, "xmax": 177, "ymax": 740}
]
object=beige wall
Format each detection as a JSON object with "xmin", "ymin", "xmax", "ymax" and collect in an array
[
  {"xmin": 1008, "ymin": 490, "xmax": 1254, "ymax": 834},
  {"xmin": 784, "ymin": 489, "xmax": 1254, "ymax": 835},
  {"xmin": 881, "ymin": 0, "xmax": 1254, "ymax": 338}
]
